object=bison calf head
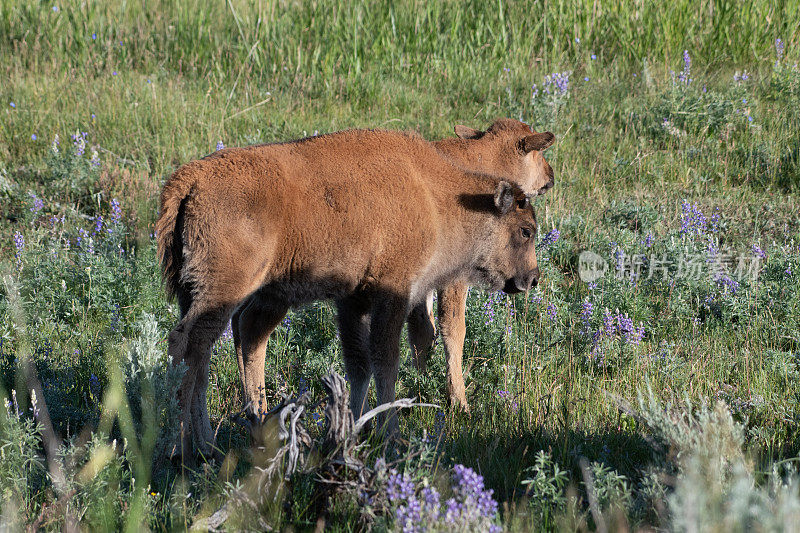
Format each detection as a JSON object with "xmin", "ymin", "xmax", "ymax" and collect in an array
[
  {"xmin": 453, "ymin": 118, "xmax": 555, "ymax": 196},
  {"xmin": 469, "ymin": 181, "xmax": 540, "ymax": 294}
]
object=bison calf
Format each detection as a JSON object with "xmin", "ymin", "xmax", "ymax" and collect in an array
[{"xmin": 157, "ymin": 126, "xmax": 547, "ymax": 459}]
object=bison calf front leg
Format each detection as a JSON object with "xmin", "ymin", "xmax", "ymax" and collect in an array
[
  {"xmin": 368, "ymin": 294, "xmax": 408, "ymax": 436},
  {"xmin": 438, "ymin": 282, "xmax": 469, "ymax": 412},
  {"xmin": 337, "ymin": 295, "xmax": 373, "ymax": 419}
]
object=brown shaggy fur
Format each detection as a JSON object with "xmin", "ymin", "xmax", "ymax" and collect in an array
[{"xmin": 157, "ymin": 124, "xmax": 545, "ymax": 459}]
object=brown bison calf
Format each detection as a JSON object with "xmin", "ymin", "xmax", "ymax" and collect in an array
[{"xmin": 157, "ymin": 126, "xmax": 548, "ymax": 459}]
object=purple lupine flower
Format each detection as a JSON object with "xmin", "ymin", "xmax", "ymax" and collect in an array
[
  {"xmin": 51, "ymin": 134, "xmax": 60, "ymax": 153},
  {"xmin": 29, "ymin": 192, "xmax": 44, "ymax": 214},
  {"xmin": 483, "ymin": 292, "xmax": 504, "ymax": 326},
  {"xmin": 546, "ymin": 303, "xmax": 557, "ymax": 321},
  {"xmin": 715, "ymin": 274, "xmax": 740, "ymax": 295},
  {"xmin": 13, "ymin": 231, "xmax": 24, "ymax": 264},
  {"xmin": 531, "ymin": 83, "xmax": 539, "ymax": 99},
  {"xmin": 776, "ymin": 38, "xmax": 785, "ymax": 61},
  {"xmin": 93, "ymin": 214, "xmax": 103, "ymax": 235},
  {"xmin": 216, "ymin": 140, "xmax": 225, "ymax": 151},
  {"xmin": 91, "ymin": 32, "xmax": 96, "ymax": 40},
  {"xmin": 109, "ymin": 198, "xmax": 122, "ymax": 228},
  {"xmin": 733, "ymin": 71, "xmax": 750, "ymax": 82},
  {"xmin": 78, "ymin": 227, "xmax": 94, "ymax": 254},
  {"xmin": 591, "ymin": 54, "xmax": 596, "ymax": 60},
  {"xmin": 52, "ymin": 5, "xmax": 58, "ymax": 12},
  {"xmin": 677, "ymin": 50, "xmax": 692, "ymax": 84},
  {"xmin": 542, "ymin": 71, "xmax": 570, "ymax": 95},
  {"xmin": 90, "ymin": 149, "xmax": 100, "ymax": 167},
  {"xmin": 752, "ymin": 243, "xmax": 766, "ymax": 259},
  {"xmin": 89, "ymin": 373, "xmax": 101, "ymax": 398},
  {"xmin": 72, "ymin": 131, "xmax": 87, "ymax": 156},
  {"xmin": 643, "ymin": 232, "xmax": 654, "ymax": 248},
  {"xmin": 31, "ymin": 134, "xmax": 37, "ymax": 141},
  {"xmin": 421, "ymin": 487, "xmax": 439, "ymax": 511},
  {"xmin": 497, "ymin": 389, "xmax": 510, "ymax": 399},
  {"xmin": 530, "ymin": 292, "xmax": 543, "ymax": 305},
  {"xmin": 580, "ymin": 298, "xmax": 594, "ymax": 333},
  {"xmin": 387, "ymin": 470, "xmax": 416, "ymax": 502},
  {"xmin": 680, "ymin": 200, "xmax": 712, "ymax": 237},
  {"xmin": 538, "ymin": 228, "xmax": 560, "ymax": 248},
  {"xmin": 9, "ymin": 102, "xmax": 15, "ymax": 108},
  {"xmin": 602, "ymin": 308, "xmax": 615, "ymax": 335}
]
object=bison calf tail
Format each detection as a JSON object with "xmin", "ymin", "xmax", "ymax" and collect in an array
[{"xmin": 155, "ymin": 173, "xmax": 194, "ymax": 301}]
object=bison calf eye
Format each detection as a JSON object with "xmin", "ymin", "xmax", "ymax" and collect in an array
[{"xmin": 520, "ymin": 227, "xmax": 532, "ymax": 240}]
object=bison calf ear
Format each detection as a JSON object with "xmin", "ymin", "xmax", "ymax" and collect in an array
[
  {"xmin": 521, "ymin": 132, "xmax": 555, "ymax": 153},
  {"xmin": 494, "ymin": 181, "xmax": 515, "ymax": 214},
  {"xmin": 454, "ymin": 125, "xmax": 484, "ymax": 140}
]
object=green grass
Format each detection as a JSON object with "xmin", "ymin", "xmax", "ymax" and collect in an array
[{"xmin": 2, "ymin": 1, "xmax": 800, "ymax": 530}]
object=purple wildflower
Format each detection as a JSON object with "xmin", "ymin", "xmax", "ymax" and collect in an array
[
  {"xmin": 109, "ymin": 198, "xmax": 122, "ymax": 228},
  {"xmin": 715, "ymin": 273, "xmax": 740, "ymax": 295},
  {"xmin": 542, "ymin": 71, "xmax": 570, "ymax": 95},
  {"xmin": 733, "ymin": 71, "xmax": 750, "ymax": 82},
  {"xmin": 91, "ymin": 32, "xmax": 96, "ymax": 40},
  {"xmin": 539, "ymin": 228, "xmax": 560, "ymax": 248},
  {"xmin": 72, "ymin": 131, "xmax": 87, "ymax": 156},
  {"xmin": 680, "ymin": 200, "xmax": 715, "ymax": 237},
  {"xmin": 776, "ymin": 38, "xmax": 785, "ymax": 61},
  {"xmin": 29, "ymin": 192, "xmax": 44, "ymax": 214},
  {"xmin": 13, "ymin": 231, "xmax": 24, "ymax": 266},
  {"xmin": 546, "ymin": 303, "xmax": 557, "ymax": 321},
  {"xmin": 93, "ymin": 214, "xmax": 103, "ymax": 235},
  {"xmin": 9, "ymin": 102, "xmax": 15, "ymax": 108},
  {"xmin": 591, "ymin": 54, "xmax": 596, "ymax": 60},
  {"xmin": 580, "ymin": 298, "xmax": 594, "ymax": 333},
  {"xmin": 216, "ymin": 140, "xmax": 225, "ymax": 151},
  {"xmin": 387, "ymin": 470, "xmax": 416, "ymax": 502},
  {"xmin": 31, "ymin": 134, "xmax": 37, "ymax": 141},
  {"xmin": 752, "ymin": 243, "xmax": 766, "ymax": 259},
  {"xmin": 677, "ymin": 50, "xmax": 692, "ymax": 84},
  {"xmin": 643, "ymin": 232, "xmax": 654, "ymax": 248},
  {"xmin": 482, "ymin": 292, "xmax": 504, "ymax": 326}
]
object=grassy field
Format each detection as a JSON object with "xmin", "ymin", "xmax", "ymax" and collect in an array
[{"xmin": 2, "ymin": 1, "xmax": 800, "ymax": 530}]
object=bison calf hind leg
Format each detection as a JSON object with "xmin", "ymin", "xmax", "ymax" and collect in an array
[
  {"xmin": 170, "ymin": 303, "xmax": 234, "ymax": 462},
  {"xmin": 233, "ymin": 296, "xmax": 289, "ymax": 423}
]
